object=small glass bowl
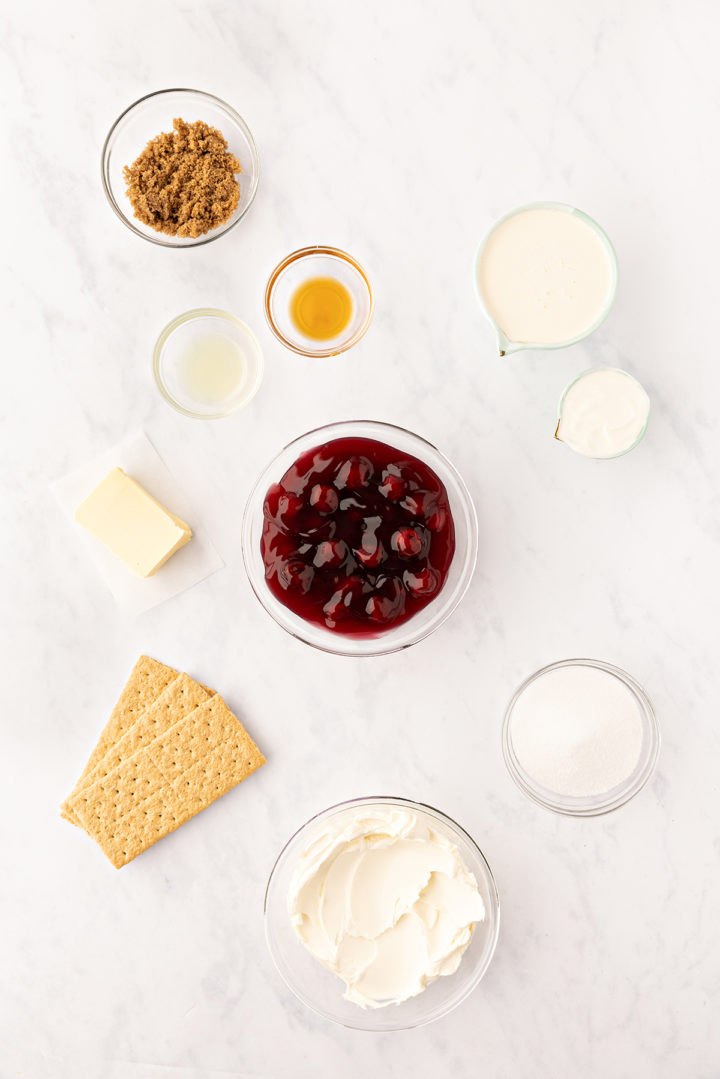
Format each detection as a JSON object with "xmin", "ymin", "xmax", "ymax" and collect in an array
[
  {"xmin": 101, "ymin": 88, "xmax": 259, "ymax": 248},
  {"xmin": 503, "ymin": 658, "xmax": 660, "ymax": 817},
  {"xmin": 555, "ymin": 366, "xmax": 650, "ymax": 459},
  {"xmin": 474, "ymin": 201, "xmax": 618, "ymax": 356},
  {"xmin": 264, "ymin": 246, "xmax": 374, "ymax": 356},
  {"xmin": 265, "ymin": 796, "xmax": 500, "ymax": 1031},
  {"xmin": 153, "ymin": 308, "xmax": 263, "ymax": 419},
  {"xmin": 241, "ymin": 419, "xmax": 478, "ymax": 656}
]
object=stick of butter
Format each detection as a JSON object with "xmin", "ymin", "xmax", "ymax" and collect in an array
[{"xmin": 74, "ymin": 468, "xmax": 192, "ymax": 578}]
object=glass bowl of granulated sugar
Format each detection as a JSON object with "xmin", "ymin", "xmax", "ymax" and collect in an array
[{"xmin": 502, "ymin": 658, "xmax": 660, "ymax": 816}]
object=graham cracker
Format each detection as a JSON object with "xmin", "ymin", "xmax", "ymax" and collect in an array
[
  {"xmin": 61, "ymin": 655, "xmax": 179, "ymax": 824},
  {"xmin": 69, "ymin": 673, "xmax": 212, "ymax": 805},
  {"xmin": 69, "ymin": 695, "xmax": 265, "ymax": 868}
]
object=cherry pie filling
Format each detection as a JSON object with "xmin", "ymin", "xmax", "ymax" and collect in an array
[{"xmin": 260, "ymin": 436, "xmax": 456, "ymax": 636}]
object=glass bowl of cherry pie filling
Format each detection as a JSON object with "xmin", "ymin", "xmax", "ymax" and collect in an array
[{"xmin": 242, "ymin": 420, "xmax": 478, "ymax": 656}]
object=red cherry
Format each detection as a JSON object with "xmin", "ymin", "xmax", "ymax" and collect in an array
[
  {"xmin": 391, "ymin": 527, "xmax": 424, "ymax": 558},
  {"xmin": 280, "ymin": 447, "xmax": 333, "ymax": 496},
  {"xmin": 261, "ymin": 521, "xmax": 296, "ymax": 563},
  {"xmin": 323, "ymin": 576, "xmax": 364, "ymax": 624},
  {"xmin": 426, "ymin": 508, "xmax": 447, "ymax": 532},
  {"xmin": 265, "ymin": 488, "xmax": 304, "ymax": 530},
  {"xmin": 313, "ymin": 539, "xmax": 348, "ymax": 569},
  {"xmin": 378, "ymin": 471, "xmax": 407, "ymax": 501},
  {"xmin": 364, "ymin": 577, "xmax": 405, "ymax": 624},
  {"xmin": 309, "ymin": 484, "xmax": 339, "ymax": 515},
  {"xmin": 263, "ymin": 483, "xmax": 285, "ymax": 520},
  {"xmin": 277, "ymin": 559, "xmax": 314, "ymax": 594},
  {"xmin": 334, "ymin": 455, "xmax": 374, "ymax": 490},
  {"xmin": 356, "ymin": 543, "xmax": 386, "ymax": 569},
  {"xmin": 403, "ymin": 566, "xmax": 439, "ymax": 597},
  {"xmin": 354, "ymin": 516, "xmax": 386, "ymax": 567},
  {"xmin": 401, "ymin": 489, "xmax": 437, "ymax": 520},
  {"xmin": 294, "ymin": 508, "xmax": 333, "ymax": 539}
]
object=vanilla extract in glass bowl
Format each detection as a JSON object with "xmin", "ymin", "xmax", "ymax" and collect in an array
[
  {"xmin": 290, "ymin": 275, "xmax": 354, "ymax": 341},
  {"xmin": 265, "ymin": 247, "xmax": 374, "ymax": 357}
]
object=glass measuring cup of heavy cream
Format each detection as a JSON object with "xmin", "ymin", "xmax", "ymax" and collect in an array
[
  {"xmin": 555, "ymin": 367, "xmax": 650, "ymax": 458},
  {"xmin": 474, "ymin": 202, "xmax": 618, "ymax": 355}
]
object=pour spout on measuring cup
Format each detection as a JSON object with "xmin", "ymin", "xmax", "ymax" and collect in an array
[{"xmin": 495, "ymin": 329, "xmax": 525, "ymax": 357}]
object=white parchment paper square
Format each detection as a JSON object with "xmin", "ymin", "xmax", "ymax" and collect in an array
[{"xmin": 53, "ymin": 431, "xmax": 224, "ymax": 616}]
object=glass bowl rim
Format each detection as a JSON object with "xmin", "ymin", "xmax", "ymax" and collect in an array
[
  {"xmin": 502, "ymin": 657, "xmax": 660, "ymax": 817},
  {"xmin": 240, "ymin": 418, "xmax": 479, "ymax": 656},
  {"xmin": 100, "ymin": 87, "xmax": 260, "ymax": 249},
  {"xmin": 473, "ymin": 200, "xmax": 619, "ymax": 355},
  {"xmin": 152, "ymin": 307, "xmax": 264, "ymax": 419},
  {"xmin": 554, "ymin": 365, "xmax": 650, "ymax": 460},
  {"xmin": 264, "ymin": 794, "xmax": 501, "ymax": 1030},
  {"xmin": 264, "ymin": 245, "xmax": 374, "ymax": 356}
]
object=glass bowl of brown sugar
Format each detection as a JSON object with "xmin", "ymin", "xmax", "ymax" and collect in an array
[{"xmin": 101, "ymin": 88, "xmax": 259, "ymax": 248}]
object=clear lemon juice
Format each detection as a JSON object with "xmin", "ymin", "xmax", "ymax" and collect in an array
[{"xmin": 176, "ymin": 332, "xmax": 245, "ymax": 406}]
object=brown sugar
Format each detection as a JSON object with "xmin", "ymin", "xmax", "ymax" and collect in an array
[{"xmin": 123, "ymin": 118, "xmax": 242, "ymax": 239}]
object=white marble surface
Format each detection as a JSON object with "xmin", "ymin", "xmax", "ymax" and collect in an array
[{"xmin": 3, "ymin": 1, "xmax": 719, "ymax": 1076}]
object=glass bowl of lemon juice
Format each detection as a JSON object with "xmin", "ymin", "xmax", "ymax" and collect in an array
[{"xmin": 153, "ymin": 308, "xmax": 264, "ymax": 419}]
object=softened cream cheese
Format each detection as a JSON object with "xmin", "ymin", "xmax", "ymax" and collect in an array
[
  {"xmin": 478, "ymin": 207, "xmax": 614, "ymax": 345},
  {"xmin": 287, "ymin": 807, "xmax": 485, "ymax": 1009},
  {"xmin": 556, "ymin": 367, "xmax": 650, "ymax": 458}
]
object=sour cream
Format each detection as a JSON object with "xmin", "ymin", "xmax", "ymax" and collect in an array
[
  {"xmin": 556, "ymin": 367, "xmax": 650, "ymax": 458},
  {"xmin": 287, "ymin": 807, "xmax": 485, "ymax": 1009},
  {"xmin": 477, "ymin": 206, "xmax": 615, "ymax": 347}
]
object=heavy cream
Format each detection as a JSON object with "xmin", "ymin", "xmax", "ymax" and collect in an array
[
  {"xmin": 477, "ymin": 206, "xmax": 615, "ymax": 346},
  {"xmin": 556, "ymin": 367, "xmax": 650, "ymax": 458},
  {"xmin": 287, "ymin": 807, "xmax": 485, "ymax": 1009}
]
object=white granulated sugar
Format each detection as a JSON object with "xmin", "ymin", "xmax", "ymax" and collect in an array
[{"xmin": 510, "ymin": 665, "xmax": 644, "ymax": 798}]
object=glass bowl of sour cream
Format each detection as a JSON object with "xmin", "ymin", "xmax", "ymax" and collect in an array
[
  {"xmin": 555, "ymin": 367, "xmax": 650, "ymax": 459},
  {"xmin": 264, "ymin": 796, "xmax": 500, "ymax": 1030},
  {"xmin": 474, "ymin": 202, "xmax": 618, "ymax": 356}
]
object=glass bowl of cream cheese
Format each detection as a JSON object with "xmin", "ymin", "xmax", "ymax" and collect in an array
[
  {"xmin": 264, "ymin": 796, "xmax": 500, "ymax": 1030},
  {"xmin": 474, "ymin": 202, "xmax": 618, "ymax": 356}
]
